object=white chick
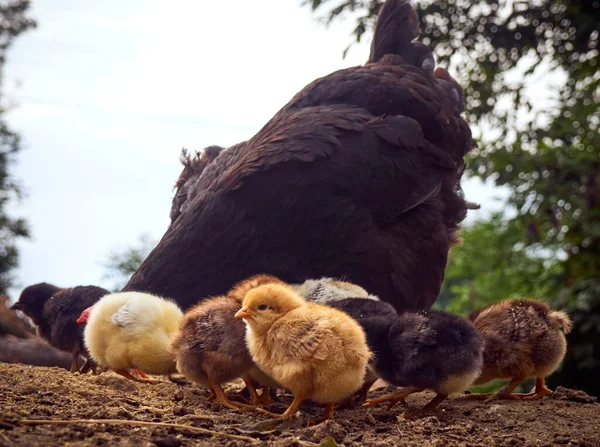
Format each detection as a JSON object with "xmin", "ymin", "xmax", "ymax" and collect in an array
[{"xmin": 77, "ymin": 291, "xmax": 183, "ymax": 383}]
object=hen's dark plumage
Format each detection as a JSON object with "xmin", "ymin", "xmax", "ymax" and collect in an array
[
  {"xmin": 124, "ymin": 0, "xmax": 473, "ymax": 312},
  {"xmin": 11, "ymin": 283, "xmax": 110, "ymax": 373}
]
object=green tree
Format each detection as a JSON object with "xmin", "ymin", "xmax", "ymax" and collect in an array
[
  {"xmin": 0, "ymin": 1, "xmax": 36, "ymax": 294},
  {"xmin": 436, "ymin": 213, "xmax": 562, "ymax": 314},
  {"xmin": 304, "ymin": 0, "xmax": 600, "ymax": 395},
  {"xmin": 102, "ymin": 234, "xmax": 156, "ymax": 292}
]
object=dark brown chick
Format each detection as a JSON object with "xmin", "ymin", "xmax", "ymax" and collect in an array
[
  {"xmin": 364, "ymin": 309, "xmax": 484, "ymax": 418},
  {"xmin": 11, "ymin": 283, "xmax": 110, "ymax": 373},
  {"xmin": 171, "ymin": 275, "xmax": 282, "ymax": 410},
  {"xmin": 467, "ymin": 299, "xmax": 573, "ymax": 402}
]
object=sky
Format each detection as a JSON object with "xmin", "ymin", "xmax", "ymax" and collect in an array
[{"xmin": 4, "ymin": 0, "xmax": 503, "ymax": 298}]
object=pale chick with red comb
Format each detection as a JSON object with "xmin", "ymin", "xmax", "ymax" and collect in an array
[{"xmin": 77, "ymin": 291, "xmax": 183, "ymax": 383}]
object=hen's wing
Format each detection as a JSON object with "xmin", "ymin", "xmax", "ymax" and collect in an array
[
  {"xmin": 124, "ymin": 104, "xmax": 454, "ymax": 310},
  {"xmin": 170, "ymin": 146, "xmax": 224, "ymax": 224}
]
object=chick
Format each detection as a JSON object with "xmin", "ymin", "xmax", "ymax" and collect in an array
[
  {"xmin": 235, "ymin": 283, "xmax": 371, "ymax": 423},
  {"xmin": 363, "ymin": 309, "xmax": 484, "ymax": 418},
  {"xmin": 228, "ymin": 274, "xmax": 285, "ymax": 301},
  {"xmin": 292, "ymin": 277, "xmax": 379, "ymax": 303},
  {"xmin": 325, "ymin": 298, "xmax": 398, "ymax": 403},
  {"xmin": 11, "ymin": 283, "xmax": 110, "ymax": 373},
  {"xmin": 466, "ymin": 299, "xmax": 573, "ymax": 402},
  {"xmin": 77, "ymin": 291, "xmax": 183, "ymax": 383},
  {"xmin": 171, "ymin": 274, "xmax": 283, "ymax": 410}
]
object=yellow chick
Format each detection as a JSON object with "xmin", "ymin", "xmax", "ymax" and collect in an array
[
  {"xmin": 79, "ymin": 291, "xmax": 183, "ymax": 383},
  {"xmin": 235, "ymin": 283, "xmax": 371, "ymax": 423}
]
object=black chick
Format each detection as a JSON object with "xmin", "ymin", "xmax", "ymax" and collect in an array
[
  {"xmin": 365, "ymin": 309, "xmax": 484, "ymax": 418},
  {"xmin": 326, "ymin": 298, "xmax": 484, "ymax": 418},
  {"xmin": 11, "ymin": 283, "xmax": 110, "ymax": 373},
  {"xmin": 325, "ymin": 298, "xmax": 397, "ymax": 403}
]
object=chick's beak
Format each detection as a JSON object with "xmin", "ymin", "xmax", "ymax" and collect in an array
[{"xmin": 235, "ymin": 306, "xmax": 251, "ymax": 319}]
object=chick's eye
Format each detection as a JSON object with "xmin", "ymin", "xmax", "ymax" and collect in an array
[{"xmin": 257, "ymin": 304, "xmax": 268, "ymax": 311}]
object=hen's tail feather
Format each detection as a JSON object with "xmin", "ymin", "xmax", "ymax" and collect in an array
[
  {"xmin": 369, "ymin": 0, "xmax": 420, "ymax": 64},
  {"xmin": 547, "ymin": 310, "xmax": 573, "ymax": 334}
]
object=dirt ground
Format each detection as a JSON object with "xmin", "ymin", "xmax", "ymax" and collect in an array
[{"xmin": 0, "ymin": 363, "xmax": 598, "ymax": 447}]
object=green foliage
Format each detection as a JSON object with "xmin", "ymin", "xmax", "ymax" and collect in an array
[
  {"xmin": 437, "ymin": 213, "xmax": 562, "ymax": 315},
  {"xmin": 0, "ymin": 1, "xmax": 36, "ymax": 294},
  {"xmin": 102, "ymin": 234, "xmax": 156, "ymax": 292}
]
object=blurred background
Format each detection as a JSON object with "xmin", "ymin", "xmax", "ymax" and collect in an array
[{"xmin": 0, "ymin": 1, "xmax": 598, "ymax": 396}]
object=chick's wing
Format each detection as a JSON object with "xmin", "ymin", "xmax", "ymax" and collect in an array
[{"xmin": 269, "ymin": 317, "xmax": 339, "ymax": 362}]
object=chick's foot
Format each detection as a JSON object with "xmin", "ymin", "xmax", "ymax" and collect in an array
[
  {"xmin": 364, "ymin": 386, "xmax": 425, "ymax": 411},
  {"xmin": 403, "ymin": 393, "xmax": 448, "ymax": 419},
  {"xmin": 258, "ymin": 388, "xmax": 276, "ymax": 406},
  {"xmin": 512, "ymin": 377, "xmax": 553, "ymax": 401},
  {"xmin": 80, "ymin": 358, "xmax": 92, "ymax": 374},
  {"xmin": 466, "ymin": 377, "xmax": 525, "ymax": 402},
  {"xmin": 338, "ymin": 380, "xmax": 376, "ymax": 409},
  {"xmin": 208, "ymin": 380, "xmax": 255, "ymax": 411},
  {"xmin": 70, "ymin": 347, "xmax": 80, "ymax": 373},
  {"xmin": 114, "ymin": 369, "xmax": 159, "ymax": 384},
  {"xmin": 308, "ymin": 403, "xmax": 335, "ymax": 426},
  {"xmin": 257, "ymin": 394, "xmax": 305, "ymax": 419}
]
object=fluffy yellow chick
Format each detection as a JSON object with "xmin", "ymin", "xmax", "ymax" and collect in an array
[
  {"xmin": 79, "ymin": 291, "xmax": 183, "ymax": 383},
  {"xmin": 235, "ymin": 283, "xmax": 371, "ymax": 423}
]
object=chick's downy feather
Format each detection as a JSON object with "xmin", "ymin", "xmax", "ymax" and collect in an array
[
  {"xmin": 84, "ymin": 292, "xmax": 183, "ymax": 375},
  {"xmin": 470, "ymin": 299, "xmax": 572, "ymax": 388},
  {"xmin": 384, "ymin": 310, "xmax": 484, "ymax": 395},
  {"xmin": 171, "ymin": 275, "xmax": 284, "ymax": 409},
  {"xmin": 241, "ymin": 284, "xmax": 371, "ymax": 406},
  {"xmin": 172, "ymin": 296, "xmax": 253, "ymax": 384}
]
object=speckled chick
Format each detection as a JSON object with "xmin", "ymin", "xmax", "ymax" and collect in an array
[
  {"xmin": 292, "ymin": 277, "xmax": 379, "ymax": 303},
  {"xmin": 11, "ymin": 283, "xmax": 110, "ymax": 373},
  {"xmin": 171, "ymin": 274, "xmax": 283, "ymax": 410},
  {"xmin": 467, "ymin": 298, "xmax": 573, "ymax": 402},
  {"xmin": 364, "ymin": 309, "xmax": 484, "ymax": 418},
  {"xmin": 236, "ymin": 283, "xmax": 371, "ymax": 424}
]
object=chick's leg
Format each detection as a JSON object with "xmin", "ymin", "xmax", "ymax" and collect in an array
[
  {"xmin": 242, "ymin": 375, "xmax": 262, "ymax": 406},
  {"xmin": 257, "ymin": 394, "xmax": 306, "ymax": 418},
  {"xmin": 258, "ymin": 387, "xmax": 276, "ymax": 406},
  {"xmin": 364, "ymin": 386, "xmax": 425, "ymax": 411},
  {"xmin": 208, "ymin": 376, "xmax": 254, "ymax": 411},
  {"xmin": 466, "ymin": 377, "xmax": 525, "ymax": 402},
  {"xmin": 338, "ymin": 379, "xmax": 377, "ymax": 409},
  {"xmin": 70, "ymin": 345, "xmax": 80, "ymax": 373},
  {"xmin": 114, "ymin": 369, "xmax": 159, "ymax": 384},
  {"xmin": 308, "ymin": 403, "xmax": 335, "ymax": 426},
  {"xmin": 80, "ymin": 358, "xmax": 91, "ymax": 374},
  {"xmin": 404, "ymin": 393, "xmax": 448, "ymax": 419},
  {"xmin": 513, "ymin": 377, "xmax": 553, "ymax": 400}
]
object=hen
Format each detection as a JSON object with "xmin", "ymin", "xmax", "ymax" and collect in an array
[{"xmin": 124, "ymin": 0, "xmax": 473, "ymax": 312}]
